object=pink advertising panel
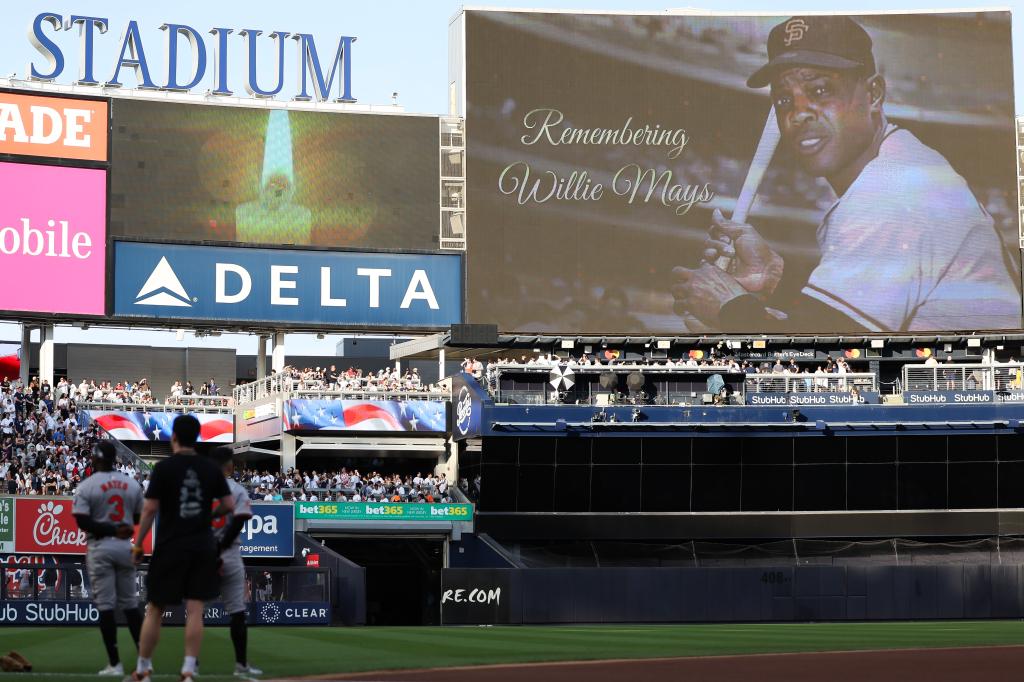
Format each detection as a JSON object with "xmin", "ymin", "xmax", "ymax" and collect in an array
[{"xmin": 0, "ymin": 162, "xmax": 106, "ymax": 315}]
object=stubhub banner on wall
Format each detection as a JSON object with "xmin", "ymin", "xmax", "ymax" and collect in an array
[{"xmin": 113, "ymin": 242, "xmax": 461, "ymax": 328}]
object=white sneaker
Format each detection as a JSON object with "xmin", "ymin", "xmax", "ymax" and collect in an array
[
  {"xmin": 99, "ymin": 663, "xmax": 124, "ymax": 676},
  {"xmin": 234, "ymin": 663, "xmax": 263, "ymax": 676}
]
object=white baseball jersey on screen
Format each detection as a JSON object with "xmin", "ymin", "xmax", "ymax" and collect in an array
[
  {"xmin": 802, "ymin": 125, "xmax": 1020, "ymax": 332},
  {"xmin": 72, "ymin": 471, "xmax": 144, "ymax": 548},
  {"xmin": 214, "ymin": 478, "xmax": 253, "ymax": 553}
]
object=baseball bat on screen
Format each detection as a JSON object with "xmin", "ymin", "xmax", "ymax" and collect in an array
[{"xmin": 712, "ymin": 106, "xmax": 781, "ymax": 272}]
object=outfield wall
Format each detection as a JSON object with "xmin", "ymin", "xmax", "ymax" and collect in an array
[{"xmin": 441, "ymin": 566, "xmax": 1024, "ymax": 625}]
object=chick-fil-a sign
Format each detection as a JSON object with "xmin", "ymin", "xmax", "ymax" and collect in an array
[{"xmin": 14, "ymin": 497, "xmax": 151, "ymax": 555}]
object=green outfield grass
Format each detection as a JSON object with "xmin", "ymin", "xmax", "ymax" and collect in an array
[{"xmin": 1, "ymin": 621, "xmax": 1022, "ymax": 680}]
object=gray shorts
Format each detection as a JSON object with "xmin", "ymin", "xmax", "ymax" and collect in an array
[
  {"xmin": 86, "ymin": 541, "xmax": 138, "ymax": 612},
  {"xmin": 219, "ymin": 552, "xmax": 247, "ymax": 615}
]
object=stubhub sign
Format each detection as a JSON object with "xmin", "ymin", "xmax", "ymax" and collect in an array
[{"xmin": 113, "ymin": 242, "xmax": 461, "ymax": 328}]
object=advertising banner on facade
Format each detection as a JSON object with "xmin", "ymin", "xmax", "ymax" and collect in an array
[
  {"xmin": 745, "ymin": 391, "xmax": 880, "ymax": 405},
  {"xmin": 113, "ymin": 241, "xmax": 461, "ymax": 329},
  {"xmin": 463, "ymin": 10, "xmax": 1020, "ymax": 335},
  {"xmin": 295, "ymin": 501, "xmax": 473, "ymax": 522},
  {"xmin": 110, "ymin": 100, "xmax": 438, "ymax": 250},
  {"xmin": 0, "ymin": 498, "xmax": 13, "ymax": 554},
  {"xmin": 282, "ymin": 399, "xmax": 447, "ymax": 433},
  {"xmin": 238, "ymin": 504, "xmax": 294, "ymax": 558},
  {"xmin": 0, "ymin": 91, "xmax": 108, "ymax": 161},
  {"xmin": 0, "ymin": 600, "xmax": 330, "ymax": 626},
  {"xmin": 452, "ymin": 373, "xmax": 486, "ymax": 441},
  {"xmin": 13, "ymin": 498, "xmax": 153, "ymax": 555},
  {"xmin": 903, "ymin": 390, "xmax": 995, "ymax": 405},
  {"xmin": 0, "ymin": 162, "xmax": 106, "ymax": 316},
  {"xmin": 84, "ymin": 410, "xmax": 233, "ymax": 443},
  {"xmin": 441, "ymin": 569, "xmax": 512, "ymax": 625}
]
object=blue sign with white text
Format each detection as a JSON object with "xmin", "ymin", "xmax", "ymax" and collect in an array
[
  {"xmin": 113, "ymin": 242, "xmax": 461, "ymax": 328},
  {"xmin": 452, "ymin": 373, "xmax": 487, "ymax": 441},
  {"xmin": 241, "ymin": 504, "xmax": 294, "ymax": 558}
]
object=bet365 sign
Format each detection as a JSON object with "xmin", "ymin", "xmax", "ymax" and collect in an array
[{"xmin": 26, "ymin": 13, "xmax": 355, "ymax": 102}]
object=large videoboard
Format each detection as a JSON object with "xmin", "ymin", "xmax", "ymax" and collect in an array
[
  {"xmin": 463, "ymin": 10, "xmax": 1021, "ymax": 334},
  {"xmin": 109, "ymin": 100, "xmax": 440, "ymax": 250}
]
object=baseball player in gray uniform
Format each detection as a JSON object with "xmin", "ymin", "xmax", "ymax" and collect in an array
[
  {"xmin": 72, "ymin": 441, "xmax": 145, "ymax": 676},
  {"xmin": 208, "ymin": 446, "xmax": 262, "ymax": 677},
  {"xmin": 672, "ymin": 15, "xmax": 1021, "ymax": 333}
]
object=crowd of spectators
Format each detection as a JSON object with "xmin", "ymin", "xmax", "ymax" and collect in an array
[
  {"xmin": 55, "ymin": 376, "xmax": 228, "ymax": 406},
  {"xmin": 1, "ymin": 378, "xmax": 145, "ymax": 497},
  {"xmin": 239, "ymin": 467, "xmax": 455, "ymax": 504},
  {"xmin": 280, "ymin": 365, "xmax": 444, "ymax": 395},
  {"xmin": 484, "ymin": 351, "xmax": 865, "ymax": 378}
]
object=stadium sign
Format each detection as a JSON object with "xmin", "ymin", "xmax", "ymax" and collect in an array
[
  {"xmin": 441, "ymin": 569, "xmax": 512, "ymax": 625},
  {"xmin": 240, "ymin": 504, "xmax": 294, "ymax": 558},
  {"xmin": 0, "ymin": 162, "xmax": 107, "ymax": 317},
  {"xmin": 745, "ymin": 392, "xmax": 880, "ymax": 406},
  {"xmin": 113, "ymin": 242, "xmax": 462, "ymax": 329},
  {"xmin": 295, "ymin": 502, "xmax": 473, "ymax": 521},
  {"xmin": 27, "ymin": 13, "xmax": 355, "ymax": 101},
  {"xmin": 12, "ymin": 497, "xmax": 153, "ymax": 555},
  {"xmin": 0, "ymin": 600, "xmax": 330, "ymax": 625},
  {"xmin": 452, "ymin": 372, "xmax": 486, "ymax": 441},
  {"xmin": 903, "ymin": 390, "xmax": 995, "ymax": 404},
  {"xmin": 0, "ymin": 91, "xmax": 108, "ymax": 162},
  {"xmin": 0, "ymin": 498, "xmax": 13, "ymax": 554}
]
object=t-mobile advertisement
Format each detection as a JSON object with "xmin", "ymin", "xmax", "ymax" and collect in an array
[
  {"xmin": 0, "ymin": 162, "xmax": 106, "ymax": 315},
  {"xmin": 463, "ymin": 10, "xmax": 1020, "ymax": 334}
]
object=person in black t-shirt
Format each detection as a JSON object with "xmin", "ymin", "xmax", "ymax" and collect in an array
[{"xmin": 130, "ymin": 415, "xmax": 233, "ymax": 682}]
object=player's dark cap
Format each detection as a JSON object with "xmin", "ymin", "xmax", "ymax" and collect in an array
[
  {"xmin": 92, "ymin": 441, "xmax": 117, "ymax": 462},
  {"xmin": 747, "ymin": 16, "xmax": 876, "ymax": 88}
]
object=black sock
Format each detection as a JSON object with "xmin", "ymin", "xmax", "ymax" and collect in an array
[
  {"xmin": 230, "ymin": 612, "xmax": 248, "ymax": 666},
  {"xmin": 98, "ymin": 610, "xmax": 119, "ymax": 666},
  {"xmin": 124, "ymin": 606, "xmax": 143, "ymax": 648}
]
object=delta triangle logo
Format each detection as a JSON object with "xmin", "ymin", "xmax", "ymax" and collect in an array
[{"xmin": 135, "ymin": 256, "xmax": 192, "ymax": 307}]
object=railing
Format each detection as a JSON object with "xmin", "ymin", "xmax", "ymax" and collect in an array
[
  {"xmin": 79, "ymin": 400, "xmax": 234, "ymax": 415},
  {"xmin": 163, "ymin": 394, "xmax": 232, "ymax": 407},
  {"xmin": 743, "ymin": 372, "xmax": 878, "ymax": 394},
  {"xmin": 901, "ymin": 363, "xmax": 1024, "ymax": 393},
  {"xmin": 291, "ymin": 389, "xmax": 449, "ymax": 401},
  {"xmin": 233, "ymin": 372, "xmax": 293, "ymax": 404},
  {"xmin": 490, "ymin": 362, "xmax": 745, "ymax": 406},
  {"xmin": 233, "ymin": 370, "xmax": 448, "ymax": 405}
]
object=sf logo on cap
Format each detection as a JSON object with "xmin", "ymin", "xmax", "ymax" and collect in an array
[{"xmin": 783, "ymin": 19, "xmax": 808, "ymax": 46}]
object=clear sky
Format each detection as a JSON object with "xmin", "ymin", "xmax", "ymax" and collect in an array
[{"xmin": 0, "ymin": 0, "xmax": 1021, "ymax": 356}]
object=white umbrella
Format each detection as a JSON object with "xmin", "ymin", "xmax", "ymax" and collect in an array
[{"xmin": 549, "ymin": 365, "xmax": 575, "ymax": 390}]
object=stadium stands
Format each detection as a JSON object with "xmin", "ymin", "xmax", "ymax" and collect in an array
[
  {"xmin": 0, "ymin": 378, "xmax": 144, "ymax": 496},
  {"xmin": 239, "ymin": 467, "xmax": 454, "ymax": 503}
]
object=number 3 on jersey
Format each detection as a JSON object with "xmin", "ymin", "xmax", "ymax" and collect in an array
[{"xmin": 109, "ymin": 494, "xmax": 125, "ymax": 522}]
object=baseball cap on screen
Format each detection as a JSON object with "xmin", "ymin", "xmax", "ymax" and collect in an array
[{"xmin": 747, "ymin": 16, "xmax": 876, "ymax": 88}]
